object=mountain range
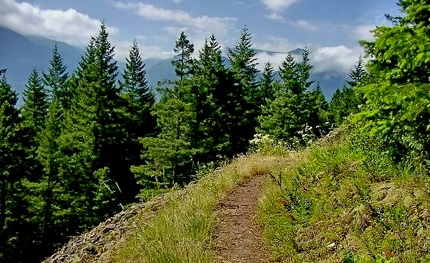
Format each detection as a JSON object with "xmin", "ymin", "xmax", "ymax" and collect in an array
[{"xmin": 0, "ymin": 27, "xmax": 347, "ymax": 103}]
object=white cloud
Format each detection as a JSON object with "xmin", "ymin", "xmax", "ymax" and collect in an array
[
  {"xmin": 253, "ymin": 36, "xmax": 302, "ymax": 70},
  {"xmin": 114, "ymin": 40, "xmax": 174, "ymax": 62},
  {"xmin": 114, "ymin": 2, "xmax": 236, "ymax": 37},
  {"xmin": 351, "ymin": 24, "xmax": 376, "ymax": 41},
  {"xmin": 0, "ymin": 0, "xmax": 117, "ymax": 46},
  {"xmin": 311, "ymin": 45, "xmax": 361, "ymax": 74},
  {"xmin": 261, "ymin": 0, "xmax": 300, "ymax": 11},
  {"xmin": 173, "ymin": 0, "xmax": 182, "ymax": 3},
  {"xmin": 266, "ymin": 12, "xmax": 285, "ymax": 22},
  {"xmin": 290, "ymin": 19, "xmax": 317, "ymax": 30},
  {"xmin": 255, "ymin": 36, "xmax": 298, "ymax": 53}
]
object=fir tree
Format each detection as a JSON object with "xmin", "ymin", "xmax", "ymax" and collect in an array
[
  {"xmin": 119, "ymin": 40, "xmax": 156, "ymax": 201},
  {"xmin": 329, "ymin": 57, "xmax": 368, "ymax": 126},
  {"xmin": 57, "ymin": 22, "xmax": 121, "ymax": 230},
  {"xmin": 43, "ymin": 43, "xmax": 69, "ymax": 105},
  {"xmin": 193, "ymin": 35, "xmax": 233, "ymax": 159},
  {"xmin": 347, "ymin": 55, "xmax": 368, "ymax": 87},
  {"xmin": 227, "ymin": 26, "xmax": 259, "ymax": 153},
  {"xmin": 0, "ymin": 75, "xmax": 27, "ymax": 261},
  {"xmin": 134, "ymin": 33, "xmax": 197, "ymax": 187},
  {"xmin": 258, "ymin": 48, "xmax": 325, "ymax": 146},
  {"xmin": 356, "ymin": 0, "xmax": 430, "ymax": 161},
  {"xmin": 172, "ymin": 31, "xmax": 195, "ymax": 82},
  {"xmin": 259, "ymin": 62, "xmax": 276, "ymax": 105}
]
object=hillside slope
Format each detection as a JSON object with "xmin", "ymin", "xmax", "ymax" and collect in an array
[
  {"xmin": 43, "ymin": 154, "xmax": 288, "ymax": 262},
  {"xmin": 42, "ymin": 129, "xmax": 430, "ymax": 263},
  {"xmin": 258, "ymin": 131, "xmax": 430, "ymax": 262}
]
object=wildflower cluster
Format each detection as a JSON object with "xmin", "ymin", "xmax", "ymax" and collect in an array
[{"xmin": 249, "ymin": 133, "xmax": 290, "ymax": 155}]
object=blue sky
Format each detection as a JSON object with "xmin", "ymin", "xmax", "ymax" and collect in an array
[{"xmin": 1, "ymin": 0, "xmax": 400, "ymax": 73}]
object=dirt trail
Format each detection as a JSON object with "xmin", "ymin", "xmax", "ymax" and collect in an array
[{"xmin": 215, "ymin": 174, "xmax": 272, "ymax": 263}]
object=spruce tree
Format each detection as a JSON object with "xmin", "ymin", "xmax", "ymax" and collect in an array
[
  {"xmin": 227, "ymin": 26, "xmax": 259, "ymax": 153},
  {"xmin": 43, "ymin": 44, "xmax": 69, "ymax": 108},
  {"xmin": 134, "ymin": 33, "xmax": 197, "ymax": 188},
  {"xmin": 0, "ymin": 74, "xmax": 27, "ymax": 261},
  {"xmin": 259, "ymin": 62, "xmax": 276, "ymax": 106},
  {"xmin": 356, "ymin": 0, "xmax": 430, "ymax": 161},
  {"xmin": 56, "ymin": 22, "xmax": 121, "ymax": 230},
  {"xmin": 119, "ymin": 40, "xmax": 156, "ymax": 200},
  {"xmin": 258, "ymin": 48, "xmax": 325, "ymax": 146}
]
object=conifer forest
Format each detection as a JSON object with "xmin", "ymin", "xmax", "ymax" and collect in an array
[{"xmin": 1, "ymin": 0, "xmax": 430, "ymax": 261}]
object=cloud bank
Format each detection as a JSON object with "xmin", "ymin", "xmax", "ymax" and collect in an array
[{"xmin": 0, "ymin": 0, "xmax": 117, "ymax": 46}]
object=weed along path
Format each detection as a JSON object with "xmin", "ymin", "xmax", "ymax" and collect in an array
[{"xmin": 215, "ymin": 173, "xmax": 271, "ymax": 263}]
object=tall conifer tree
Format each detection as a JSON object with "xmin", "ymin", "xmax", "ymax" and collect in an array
[
  {"xmin": 227, "ymin": 26, "xmax": 259, "ymax": 153},
  {"xmin": 119, "ymin": 40, "xmax": 156, "ymax": 200},
  {"xmin": 0, "ymin": 74, "xmax": 27, "ymax": 261}
]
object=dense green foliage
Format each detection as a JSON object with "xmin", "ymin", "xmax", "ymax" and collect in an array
[
  {"xmin": 356, "ymin": 0, "xmax": 430, "ymax": 162},
  {"xmin": 258, "ymin": 129, "xmax": 430, "ymax": 262},
  {"xmin": 258, "ymin": 48, "xmax": 329, "ymax": 146},
  {"xmin": 4, "ymin": 1, "xmax": 428, "ymax": 259}
]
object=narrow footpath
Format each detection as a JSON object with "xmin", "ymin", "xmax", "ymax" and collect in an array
[{"xmin": 215, "ymin": 174, "xmax": 272, "ymax": 263}]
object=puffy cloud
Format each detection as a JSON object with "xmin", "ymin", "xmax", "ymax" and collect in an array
[
  {"xmin": 350, "ymin": 24, "xmax": 376, "ymax": 41},
  {"xmin": 311, "ymin": 45, "xmax": 361, "ymax": 73},
  {"xmin": 114, "ymin": 2, "xmax": 236, "ymax": 37},
  {"xmin": 261, "ymin": 0, "xmax": 300, "ymax": 11},
  {"xmin": 266, "ymin": 12, "xmax": 285, "ymax": 21},
  {"xmin": 290, "ymin": 19, "xmax": 317, "ymax": 30},
  {"xmin": 253, "ymin": 36, "xmax": 302, "ymax": 70},
  {"xmin": 0, "ymin": 0, "xmax": 117, "ymax": 46},
  {"xmin": 114, "ymin": 40, "xmax": 174, "ymax": 62}
]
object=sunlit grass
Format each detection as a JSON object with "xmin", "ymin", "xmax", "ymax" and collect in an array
[
  {"xmin": 258, "ymin": 130, "xmax": 430, "ymax": 262},
  {"xmin": 107, "ymin": 154, "xmax": 289, "ymax": 263}
]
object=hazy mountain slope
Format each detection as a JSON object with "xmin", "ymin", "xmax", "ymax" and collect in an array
[
  {"xmin": 1, "ymin": 27, "xmax": 345, "ymax": 102},
  {"xmin": 0, "ymin": 27, "xmax": 82, "ymax": 98}
]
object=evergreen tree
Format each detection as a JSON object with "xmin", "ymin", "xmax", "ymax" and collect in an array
[
  {"xmin": 22, "ymin": 69, "xmax": 49, "ymax": 136},
  {"xmin": 43, "ymin": 43, "xmax": 69, "ymax": 105},
  {"xmin": 346, "ymin": 55, "xmax": 368, "ymax": 87},
  {"xmin": 0, "ymin": 75, "xmax": 27, "ymax": 261},
  {"xmin": 134, "ymin": 33, "xmax": 197, "ymax": 188},
  {"xmin": 259, "ymin": 62, "xmax": 276, "ymax": 104},
  {"xmin": 258, "ymin": 48, "xmax": 325, "ymax": 146},
  {"xmin": 56, "ymin": 22, "xmax": 121, "ymax": 231},
  {"xmin": 119, "ymin": 40, "xmax": 156, "ymax": 200},
  {"xmin": 227, "ymin": 26, "xmax": 259, "ymax": 153},
  {"xmin": 356, "ymin": 0, "xmax": 430, "ymax": 161},
  {"xmin": 172, "ymin": 31, "xmax": 195, "ymax": 82},
  {"xmin": 193, "ymin": 35, "xmax": 234, "ymax": 159},
  {"xmin": 329, "ymin": 57, "xmax": 368, "ymax": 126},
  {"xmin": 133, "ymin": 96, "xmax": 195, "ymax": 188}
]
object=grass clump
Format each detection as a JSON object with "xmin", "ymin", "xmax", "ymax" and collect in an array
[
  {"xmin": 107, "ymin": 154, "xmax": 288, "ymax": 263},
  {"xmin": 258, "ymin": 129, "xmax": 430, "ymax": 262}
]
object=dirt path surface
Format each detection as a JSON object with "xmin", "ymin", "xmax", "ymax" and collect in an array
[{"xmin": 215, "ymin": 174, "xmax": 271, "ymax": 263}]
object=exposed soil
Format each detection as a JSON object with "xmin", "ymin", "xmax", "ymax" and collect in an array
[{"xmin": 215, "ymin": 174, "xmax": 272, "ymax": 263}]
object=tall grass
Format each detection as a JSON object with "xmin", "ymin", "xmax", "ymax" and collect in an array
[
  {"xmin": 107, "ymin": 154, "xmax": 288, "ymax": 263},
  {"xmin": 258, "ymin": 130, "xmax": 430, "ymax": 262}
]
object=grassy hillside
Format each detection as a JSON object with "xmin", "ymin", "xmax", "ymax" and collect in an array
[
  {"xmin": 44, "ymin": 128, "xmax": 430, "ymax": 263},
  {"xmin": 258, "ymin": 130, "xmax": 430, "ymax": 262},
  {"xmin": 102, "ymin": 154, "xmax": 289, "ymax": 262}
]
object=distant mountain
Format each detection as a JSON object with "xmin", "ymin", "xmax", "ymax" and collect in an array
[
  {"xmin": 1, "ymin": 27, "xmax": 345, "ymax": 104},
  {"xmin": 0, "ymin": 27, "xmax": 83, "ymax": 99},
  {"xmin": 145, "ymin": 51, "xmax": 346, "ymax": 99}
]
